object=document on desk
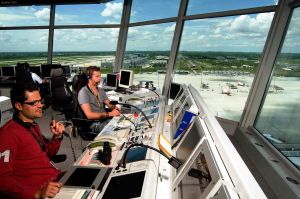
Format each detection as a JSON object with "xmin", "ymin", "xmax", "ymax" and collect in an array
[{"xmin": 53, "ymin": 188, "xmax": 100, "ymax": 199}]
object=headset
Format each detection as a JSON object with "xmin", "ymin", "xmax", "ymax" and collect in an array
[
  {"xmin": 86, "ymin": 66, "xmax": 93, "ymax": 79},
  {"xmin": 86, "ymin": 66, "xmax": 101, "ymax": 83}
]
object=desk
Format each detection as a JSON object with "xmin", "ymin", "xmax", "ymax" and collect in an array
[
  {"xmin": 55, "ymin": 85, "xmax": 266, "ymax": 199},
  {"xmin": 55, "ymin": 88, "xmax": 163, "ymax": 199}
]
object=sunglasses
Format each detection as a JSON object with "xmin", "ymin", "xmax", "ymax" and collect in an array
[{"xmin": 23, "ymin": 99, "xmax": 44, "ymax": 106}]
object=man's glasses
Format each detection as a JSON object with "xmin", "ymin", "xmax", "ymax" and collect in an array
[{"xmin": 23, "ymin": 99, "xmax": 44, "ymax": 106}]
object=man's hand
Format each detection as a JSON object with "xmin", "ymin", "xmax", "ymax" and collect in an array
[
  {"xmin": 50, "ymin": 120, "xmax": 65, "ymax": 137},
  {"xmin": 34, "ymin": 182, "xmax": 62, "ymax": 198},
  {"xmin": 110, "ymin": 108, "xmax": 121, "ymax": 117}
]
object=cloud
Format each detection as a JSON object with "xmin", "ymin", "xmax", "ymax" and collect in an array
[
  {"xmin": 39, "ymin": 34, "xmax": 48, "ymax": 42},
  {"xmin": 164, "ymin": 24, "xmax": 176, "ymax": 32},
  {"xmin": 101, "ymin": 2, "xmax": 122, "ymax": 19},
  {"xmin": 34, "ymin": 8, "xmax": 50, "ymax": 21},
  {"xmin": 0, "ymin": 13, "xmax": 32, "ymax": 22},
  {"xmin": 229, "ymin": 13, "xmax": 274, "ymax": 34}
]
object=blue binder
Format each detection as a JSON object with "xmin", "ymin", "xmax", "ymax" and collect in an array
[{"xmin": 174, "ymin": 110, "xmax": 197, "ymax": 139}]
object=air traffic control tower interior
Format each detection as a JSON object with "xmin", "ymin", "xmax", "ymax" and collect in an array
[{"xmin": 0, "ymin": 0, "xmax": 300, "ymax": 198}]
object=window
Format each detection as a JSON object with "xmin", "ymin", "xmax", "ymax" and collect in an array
[
  {"xmin": 55, "ymin": 1, "xmax": 123, "ymax": 25},
  {"xmin": 52, "ymin": 28, "xmax": 119, "ymax": 73},
  {"xmin": 0, "ymin": 30, "xmax": 48, "ymax": 67},
  {"xmin": 0, "ymin": 6, "xmax": 50, "ymax": 26},
  {"xmin": 124, "ymin": 23, "xmax": 176, "ymax": 89},
  {"xmin": 174, "ymin": 13, "xmax": 273, "ymax": 121},
  {"xmin": 130, "ymin": 0, "xmax": 180, "ymax": 23},
  {"xmin": 187, "ymin": 0, "xmax": 276, "ymax": 15},
  {"xmin": 255, "ymin": 7, "xmax": 300, "ymax": 169}
]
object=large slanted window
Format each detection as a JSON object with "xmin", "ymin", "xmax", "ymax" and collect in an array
[
  {"xmin": 130, "ymin": 0, "xmax": 180, "ymax": 23},
  {"xmin": 55, "ymin": 2, "xmax": 123, "ymax": 25},
  {"xmin": 0, "ymin": 30, "xmax": 48, "ymax": 67},
  {"xmin": 0, "ymin": 6, "xmax": 50, "ymax": 26},
  {"xmin": 53, "ymin": 1, "xmax": 123, "ymax": 73},
  {"xmin": 53, "ymin": 28, "xmax": 119, "ymax": 73},
  {"xmin": 124, "ymin": 23, "xmax": 176, "ymax": 89},
  {"xmin": 174, "ymin": 13, "xmax": 273, "ymax": 121},
  {"xmin": 0, "ymin": 6, "xmax": 49, "ymax": 67},
  {"xmin": 187, "ymin": 0, "xmax": 276, "ymax": 15},
  {"xmin": 255, "ymin": 7, "xmax": 300, "ymax": 170}
]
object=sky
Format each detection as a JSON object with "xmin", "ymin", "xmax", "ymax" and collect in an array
[{"xmin": 0, "ymin": 0, "xmax": 299, "ymax": 53}]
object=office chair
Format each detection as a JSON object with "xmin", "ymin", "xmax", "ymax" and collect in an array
[
  {"xmin": 71, "ymin": 74, "xmax": 98, "ymax": 141},
  {"xmin": 50, "ymin": 68, "xmax": 73, "ymax": 120},
  {"xmin": 15, "ymin": 62, "xmax": 34, "ymax": 85}
]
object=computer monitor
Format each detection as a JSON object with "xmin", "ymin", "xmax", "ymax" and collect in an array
[
  {"xmin": 30, "ymin": 66, "xmax": 41, "ymax": 76},
  {"xmin": 118, "ymin": 69, "xmax": 133, "ymax": 89},
  {"xmin": 169, "ymin": 82, "xmax": 182, "ymax": 100},
  {"xmin": 62, "ymin": 65, "xmax": 71, "ymax": 77},
  {"xmin": 41, "ymin": 64, "xmax": 62, "ymax": 78},
  {"xmin": 1, "ymin": 66, "xmax": 15, "ymax": 77},
  {"xmin": 106, "ymin": 73, "xmax": 118, "ymax": 89}
]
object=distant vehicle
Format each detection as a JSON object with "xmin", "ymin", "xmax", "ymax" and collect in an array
[
  {"xmin": 226, "ymin": 83, "xmax": 238, "ymax": 89},
  {"xmin": 268, "ymin": 85, "xmax": 284, "ymax": 93},
  {"xmin": 237, "ymin": 81, "xmax": 246, "ymax": 86},
  {"xmin": 176, "ymin": 70, "xmax": 189, "ymax": 75},
  {"xmin": 221, "ymin": 87, "xmax": 232, "ymax": 96},
  {"xmin": 201, "ymin": 82, "xmax": 209, "ymax": 89}
]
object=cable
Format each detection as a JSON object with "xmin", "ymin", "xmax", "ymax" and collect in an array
[
  {"xmin": 117, "ymin": 143, "xmax": 181, "ymax": 170},
  {"xmin": 146, "ymin": 88, "xmax": 160, "ymax": 99},
  {"xmin": 63, "ymin": 122, "xmax": 76, "ymax": 162},
  {"xmin": 111, "ymin": 101, "xmax": 152, "ymax": 128},
  {"xmin": 67, "ymin": 135, "xmax": 77, "ymax": 162},
  {"xmin": 121, "ymin": 103, "xmax": 152, "ymax": 128},
  {"xmin": 121, "ymin": 113, "xmax": 137, "ymax": 131}
]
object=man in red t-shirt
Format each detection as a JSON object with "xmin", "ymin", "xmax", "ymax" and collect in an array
[{"xmin": 0, "ymin": 83, "xmax": 65, "ymax": 199}]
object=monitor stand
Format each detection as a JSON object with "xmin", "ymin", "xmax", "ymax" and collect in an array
[{"xmin": 114, "ymin": 87, "xmax": 127, "ymax": 93}]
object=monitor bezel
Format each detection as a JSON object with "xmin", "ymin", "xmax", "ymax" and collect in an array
[
  {"xmin": 118, "ymin": 69, "xmax": 133, "ymax": 89},
  {"xmin": 106, "ymin": 73, "xmax": 118, "ymax": 89},
  {"xmin": 1, "ymin": 66, "xmax": 15, "ymax": 77}
]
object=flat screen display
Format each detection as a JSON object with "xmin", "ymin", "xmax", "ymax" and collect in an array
[
  {"xmin": 41, "ymin": 64, "xmax": 62, "ymax": 78},
  {"xmin": 106, "ymin": 73, "xmax": 118, "ymax": 88},
  {"xmin": 103, "ymin": 171, "xmax": 145, "ymax": 199},
  {"xmin": 41, "ymin": 64, "xmax": 52, "ymax": 78},
  {"xmin": 2, "ymin": 66, "xmax": 15, "ymax": 77},
  {"xmin": 64, "ymin": 168, "xmax": 101, "ymax": 187},
  {"xmin": 169, "ymin": 83, "xmax": 182, "ymax": 99},
  {"xmin": 119, "ymin": 70, "xmax": 130, "ymax": 85}
]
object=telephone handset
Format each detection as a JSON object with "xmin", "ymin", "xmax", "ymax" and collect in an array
[{"xmin": 87, "ymin": 135, "xmax": 118, "ymax": 149}]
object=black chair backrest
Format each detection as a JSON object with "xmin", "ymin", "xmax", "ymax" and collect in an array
[
  {"xmin": 72, "ymin": 74, "xmax": 88, "ymax": 118},
  {"xmin": 51, "ymin": 76, "xmax": 72, "ymax": 105},
  {"xmin": 15, "ymin": 63, "xmax": 35, "ymax": 85},
  {"xmin": 72, "ymin": 73, "xmax": 88, "ymax": 93}
]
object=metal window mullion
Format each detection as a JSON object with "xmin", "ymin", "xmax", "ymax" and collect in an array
[
  {"xmin": 114, "ymin": 0, "xmax": 132, "ymax": 73},
  {"xmin": 183, "ymin": 5, "xmax": 276, "ymax": 21},
  {"xmin": 162, "ymin": 0, "xmax": 188, "ymax": 99},
  {"xmin": 47, "ymin": 4, "xmax": 55, "ymax": 64},
  {"xmin": 128, "ymin": 17, "xmax": 177, "ymax": 27},
  {"xmin": 0, "ymin": 26, "xmax": 48, "ymax": 30},
  {"xmin": 239, "ymin": 0, "xmax": 294, "ymax": 129},
  {"xmin": 54, "ymin": 24, "xmax": 120, "ymax": 29}
]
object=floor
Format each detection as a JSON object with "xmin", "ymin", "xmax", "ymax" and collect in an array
[{"xmin": 36, "ymin": 107, "xmax": 90, "ymax": 172}]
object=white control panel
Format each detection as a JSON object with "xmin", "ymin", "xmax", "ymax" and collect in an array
[{"xmin": 0, "ymin": 96, "xmax": 13, "ymax": 128}]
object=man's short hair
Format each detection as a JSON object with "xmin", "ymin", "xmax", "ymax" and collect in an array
[
  {"xmin": 10, "ymin": 83, "xmax": 39, "ymax": 111},
  {"xmin": 86, "ymin": 66, "xmax": 100, "ymax": 79}
]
